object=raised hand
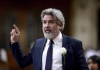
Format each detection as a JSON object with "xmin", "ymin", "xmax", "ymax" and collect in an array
[{"xmin": 10, "ymin": 24, "xmax": 20, "ymax": 43}]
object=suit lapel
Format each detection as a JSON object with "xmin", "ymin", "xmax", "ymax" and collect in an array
[
  {"xmin": 40, "ymin": 38, "xmax": 47, "ymax": 55},
  {"xmin": 39, "ymin": 38, "xmax": 47, "ymax": 70},
  {"xmin": 62, "ymin": 34, "xmax": 69, "ymax": 70}
]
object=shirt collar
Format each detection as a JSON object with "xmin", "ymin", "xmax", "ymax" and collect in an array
[
  {"xmin": 46, "ymin": 32, "xmax": 62, "ymax": 45},
  {"xmin": 53, "ymin": 32, "xmax": 62, "ymax": 44}
]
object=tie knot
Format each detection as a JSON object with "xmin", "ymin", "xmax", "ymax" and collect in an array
[{"xmin": 50, "ymin": 40, "xmax": 54, "ymax": 44}]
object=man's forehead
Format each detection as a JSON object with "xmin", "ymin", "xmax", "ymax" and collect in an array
[
  {"xmin": 43, "ymin": 15, "xmax": 54, "ymax": 20},
  {"xmin": 43, "ymin": 14, "xmax": 54, "ymax": 17}
]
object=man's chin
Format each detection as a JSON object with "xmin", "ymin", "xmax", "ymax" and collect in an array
[
  {"xmin": 44, "ymin": 33, "xmax": 53, "ymax": 39},
  {"xmin": 44, "ymin": 36, "xmax": 52, "ymax": 39}
]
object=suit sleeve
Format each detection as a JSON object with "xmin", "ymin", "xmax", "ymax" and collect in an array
[
  {"xmin": 9, "ymin": 42, "xmax": 33, "ymax": 68},
  {"xmin": 72, "ymin": 41, "xmax": 89, "ymax": 70}
]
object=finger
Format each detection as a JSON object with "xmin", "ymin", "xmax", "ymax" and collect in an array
[
  {"xmin": 13, "ymin": 24, "xmax": 20, "ymax": 33},
  {"xmin": 13, "ymin": 24, "xmax": 19, "ymax": 31},
  {"xmin": 10, "ymin": 29, "xmax": 16, "ymax": 35}
]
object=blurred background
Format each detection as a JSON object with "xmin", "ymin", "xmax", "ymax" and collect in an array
[{"xmin": 0, "ymin": 0, "xmax": 100, "ymax": 70}]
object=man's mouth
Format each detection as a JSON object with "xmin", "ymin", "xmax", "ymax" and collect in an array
[
  {"xmin": 45, "ymin": 30, "xmax": 51, "ymax": 33},
  {"xmin": 90, "ymin": 67, "xmax": 95, "ymax": 70}
]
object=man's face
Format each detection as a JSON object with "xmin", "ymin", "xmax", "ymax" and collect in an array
[
  {"xmin": 42, "ymin": 15, "xmax": 61, "ymax": 39},
  {"xmin": 88, "ymin": 59, "xmax": 99, "ymax": 70}
]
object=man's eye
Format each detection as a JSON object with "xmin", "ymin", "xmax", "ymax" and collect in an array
[
  {"xmin": 49, "ymin": 21, "xmax": 53, "ymax": 23},
  {"xmin": 43, "ymin": 21, "xmax": 46, "ymax": 24},
  {"xmin": 87, "ymin": 62, "xmax": 90, "ymax": 65},
  {"xmin": 93, "ymin": 62, "xmax": 97, "ymax": 64},
  {"xmin": 49, "ymin": 21, "xmax": 54, "ymax": 24}
]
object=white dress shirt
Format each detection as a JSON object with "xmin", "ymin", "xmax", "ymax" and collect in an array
[{"xmin": 42, "ymin": 32, "xmax": 63, "ymax": 70}]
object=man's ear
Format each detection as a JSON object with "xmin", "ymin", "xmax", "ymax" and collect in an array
[
  {"xmin": 58, "ymin": 23, "xmax": 63, "ymax": 30},
  {"xmin": 59, "ymin": 26, "xmax": 62, "ymax": 30}
]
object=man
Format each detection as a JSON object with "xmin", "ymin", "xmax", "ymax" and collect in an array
[
  {"xmin": 9, "ymin": 8, "xmax": 89, "ymax": 70},
  {"xmin": 87, "ymin": 55, "xmax": 100, "ymax": 70}
]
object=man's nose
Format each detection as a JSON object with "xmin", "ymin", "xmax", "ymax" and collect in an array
[
  {"xmin": 45, "ymin": 22, "xmax": 50, "ymax": 27},
  {"xmin": 90, "ymin": 63, "xmax": 94, "ymax": 67}
]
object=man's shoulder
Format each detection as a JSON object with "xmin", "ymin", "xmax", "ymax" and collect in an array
[
  {"xmin": 63, "ymin": 35, "xmax": 83, "ymax": 49},
  {"xmin": 63, "ymin": 34, "xmax": 82, "ymax": 44},
  {"xmin": 35, "ymin": 38, "xmax": 46, "ymax": 44},
  {"xmin": 36, "ymin": 38, "xmax": 46, "ymax": 41}
]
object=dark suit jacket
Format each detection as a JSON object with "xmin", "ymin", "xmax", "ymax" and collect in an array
[{"xmin": 9, "ymin": 34, "xmax": 89, "ymax": 70}]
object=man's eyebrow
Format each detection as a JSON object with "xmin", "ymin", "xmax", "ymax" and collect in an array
[
  {"xmin": 43, "ymin": 19, "xmax": 54, "ymax": 21},
  {"xmin": 49, "ymin": 20, "xmax": 54, "ymax": 21}
]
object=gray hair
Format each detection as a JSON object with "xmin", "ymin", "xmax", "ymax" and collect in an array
[{"xmin": 41, "ymin": 8, "xmax": 65, "ymax": 30}]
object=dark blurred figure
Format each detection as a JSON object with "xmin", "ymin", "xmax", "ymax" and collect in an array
[{"xmin": 87, "ymin": 55, "xmax": 100, "ymax": 70}]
